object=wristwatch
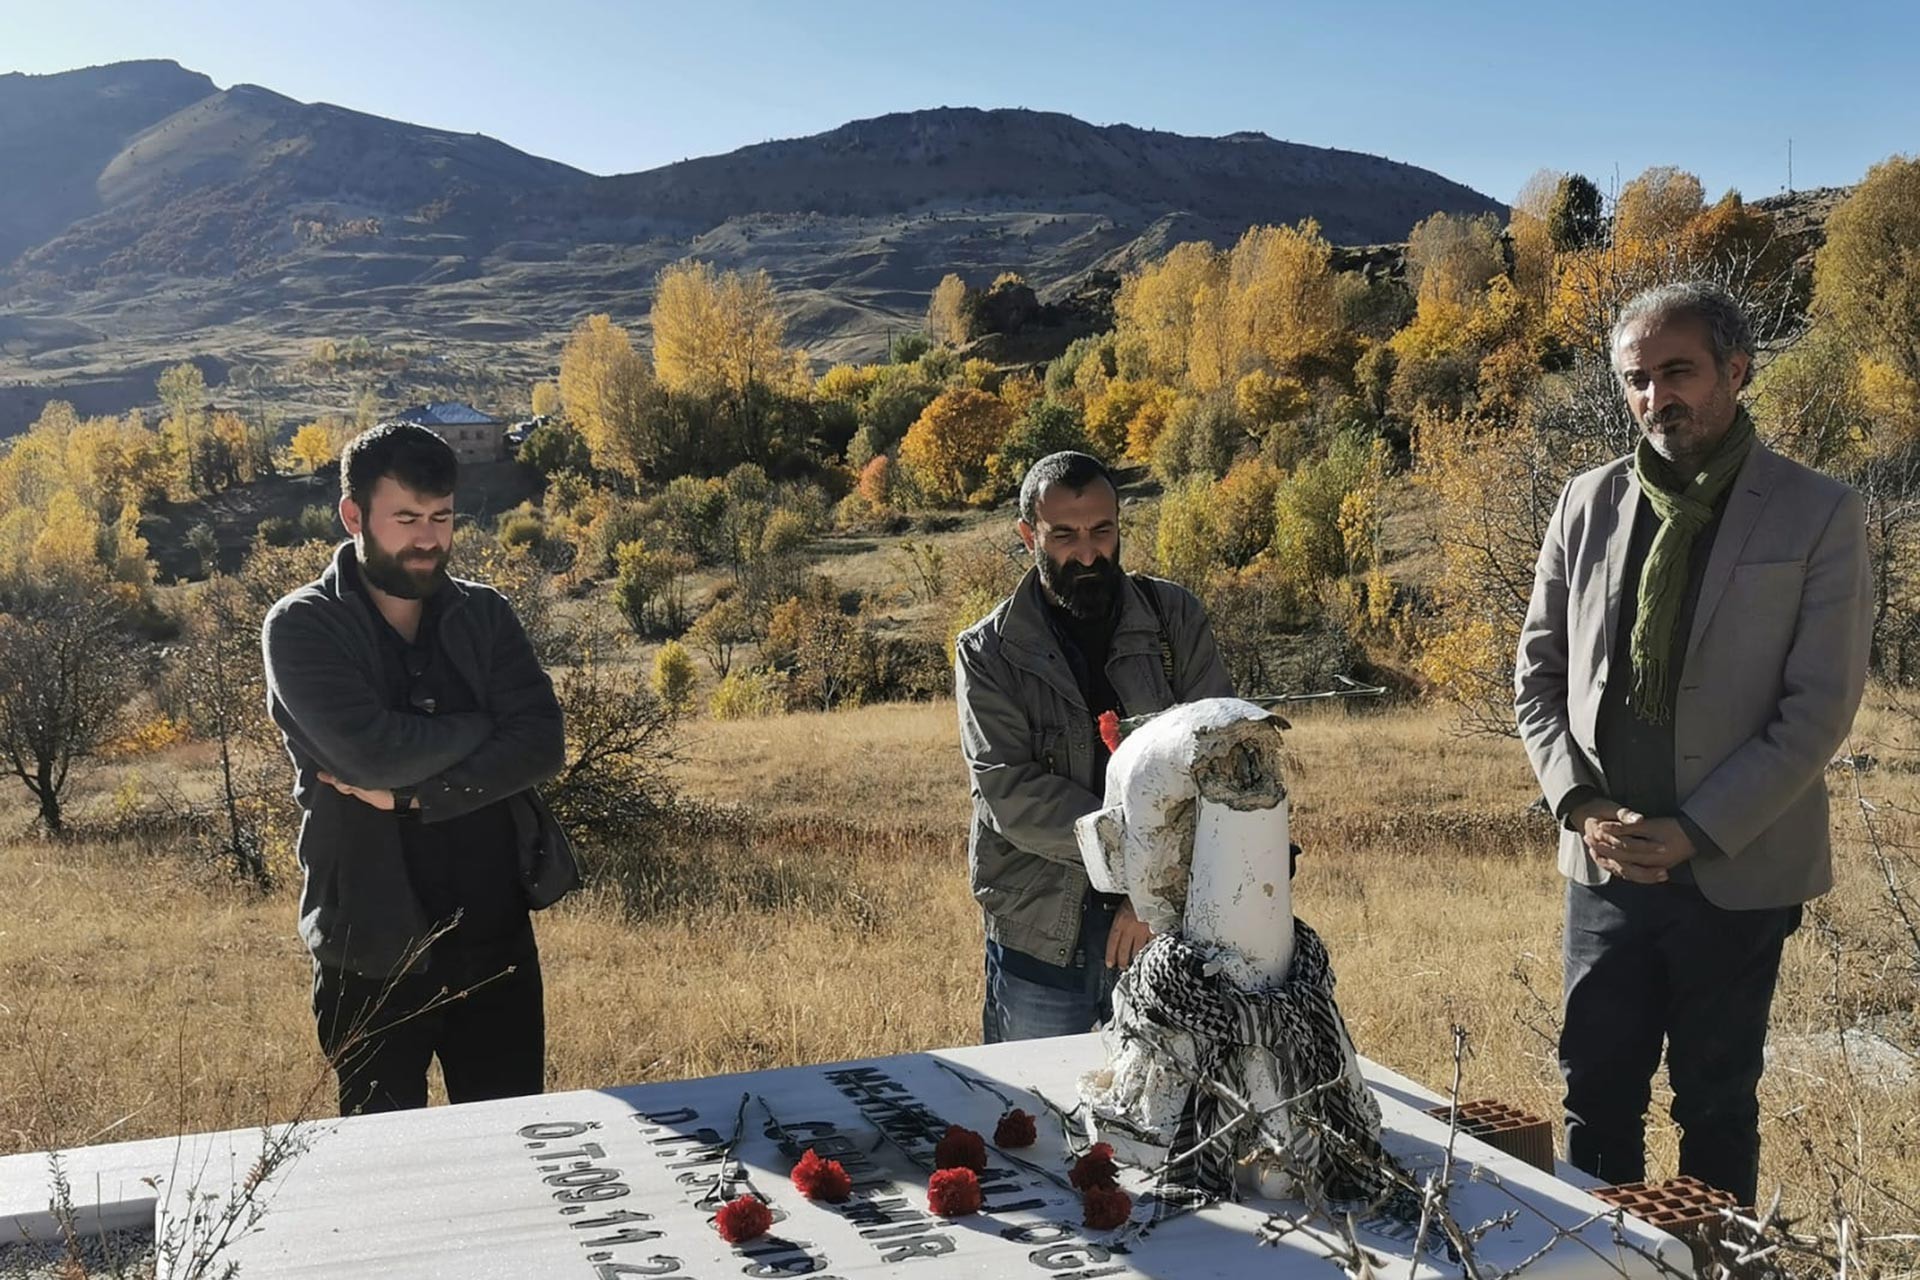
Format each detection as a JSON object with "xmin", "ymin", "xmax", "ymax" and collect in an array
[{"xmin": 391, "ymin": 785, "xmax": 418, "ymax": 814}]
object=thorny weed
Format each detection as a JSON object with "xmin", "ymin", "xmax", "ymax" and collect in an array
[{"xmin": 4, "ymin": 923, "xmax": 523, "ymax": 1280}]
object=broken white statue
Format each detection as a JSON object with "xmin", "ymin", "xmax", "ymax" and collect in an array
[{"xmin": 1075, "ymin": 697, "xmax": 1389, "ymax": 1205}]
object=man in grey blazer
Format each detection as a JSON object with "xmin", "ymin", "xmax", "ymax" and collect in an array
[{"xmin": 1515, "ymin": 282, "xmax": 1872, "ymax": 1202}]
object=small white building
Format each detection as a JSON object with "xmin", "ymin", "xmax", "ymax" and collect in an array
[{"xmin": 393, "ymin": 402, "xmax": 505, "ymax": 465}]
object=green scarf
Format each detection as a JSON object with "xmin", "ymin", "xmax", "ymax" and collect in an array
[{"xmin": 1629, "ymin": 406, "xmax": 1756, "ymax": 722}]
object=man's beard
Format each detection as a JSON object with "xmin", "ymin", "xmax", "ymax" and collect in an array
[
  {"xmin": 1643, "ymin": 381, "xmax": 1737, "ymax": 467},
  {"xmin": 1643, "ymin": 404, "xmax": 1699, "ymax": 463},
  {"xmin": 1037, "ymin": 545, "xmax": 1124, "ymax": 621},
  {"xmin": 358, "ymin": 536, "xmax": 449, "ymax": 600}
]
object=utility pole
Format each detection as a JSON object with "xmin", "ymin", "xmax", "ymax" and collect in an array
[{"xmin": 1787, "ymin": 137, "xmax": 1794, "ymax": 194}]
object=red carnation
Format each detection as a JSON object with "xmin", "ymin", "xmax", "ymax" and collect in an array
[
  {"xmin": 1098, "ymin": 710, "xmax": 1123, "ymax": 754},
  {"xmin": 1082, "ymin": 1184, "xmax": 1133, "ymax": 1230},
  {"xmin": 927, "ymin": 1167, "xmax": 983, "ymax": 1217},
  {"xmin": 1069, "ymin": 1141, "xmax": 1119, "ymax": 1191},
  {"xmin": 993, "ymin": 1108, "xmax": 1037, "ymax": 1149},
  {"xmin": 791, "ymin": 1147, "xmax": 852, "ymax": 1203},
  {"xmin": 934, "ymin": 1124, "xmax": 988, "ymax": 1172},
  {"xmin": 715, "ymin": 1195, "xmax": 773, "ymax": 1244}
]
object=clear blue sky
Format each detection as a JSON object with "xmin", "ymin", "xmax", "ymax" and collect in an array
[{"xmin": 4, "ymin": 0, "xmax": 1915, "ymax": 205}]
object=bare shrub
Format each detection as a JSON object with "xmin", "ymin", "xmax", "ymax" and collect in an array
[{"xmin": 0, "ymin": 574, "xmax": 145, "ymax": 833}]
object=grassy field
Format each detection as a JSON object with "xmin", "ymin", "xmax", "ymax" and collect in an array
[{"xmin": 2, "ymin": 696, "xmax": 1916, "ymax": 1260}]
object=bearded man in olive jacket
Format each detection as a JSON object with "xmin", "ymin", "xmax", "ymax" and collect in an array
[{"xmin": 956, "ymin": 451, "xmax": 1233, "ymax": 1044}]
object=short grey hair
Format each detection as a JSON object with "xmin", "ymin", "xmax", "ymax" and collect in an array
[{"xmin": 1609, "ymin": 281, "xmax": 1756, "ymax": 390}]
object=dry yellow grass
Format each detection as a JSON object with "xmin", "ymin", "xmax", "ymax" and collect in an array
[
  {"xmin": 671, "ymin": 700, "xmax": 971, "ymax": 830},
  {"xmin": 2, "ymin": 696, "xmax": 1915, "ymax": 1255},
  {"xmin": 0, "ymin": 834, "xmax": 316, "ymax": 1153}
]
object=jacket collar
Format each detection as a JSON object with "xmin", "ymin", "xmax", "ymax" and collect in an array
[
  {"xmin": 1602, "ymin": 463, "xmax": 1639, "ymax": 672},
  {"xmin": 321, "ymin": 540, "xmax": 471, "ymax": 614}
]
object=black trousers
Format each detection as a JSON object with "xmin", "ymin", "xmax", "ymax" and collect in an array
[
  {"xmin": 313, "ymin": 940, "xmax": 545, "ymax": 1115},
  {"xmin": 1560, "ymin": 878, "xmax": 1800, "ymax": 1204}
]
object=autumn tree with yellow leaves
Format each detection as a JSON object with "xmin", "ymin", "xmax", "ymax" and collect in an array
[
  {"xmin": 1110, "ymin": 222, "xmax": 1344, "ymax": 395},
  {"xmin": 926, "ymin": 274, "xmax": 974, "ymax": 348},
  {"xmin": 1080, "ymin": 379, "xmax": 1165, "ymax": 463},
  {"xmin": 558, "ymin": 313, "xmax": 660, "ymax": 484},
  {"xmin": 0, "ymin": 402, "xmax": 158, "ymax": 830},
  {"xmin": 1412, "ymin": 411, "xmax": 1609, "ymax": 731},
  {"xmin": 1544, "ymin": 166, "xmax": 1799, "ymax": 369},
  {"xmin": 1508, "ymin": 169, "xmax": 1564, "ymax": 312},
  {"xmin": 898, "ymin": 387, "xmax": 1013, "ymax": 506},
  {"xmin": 1613, "ymin": 166, "xmax": 1706, "ymax": 251},
  {"xmin": 1113, "ymin": 241, "xmax": 1227, "ymax": 385},
  {"xmin": 1406, "ymin": 213, "xmax": 1505, "ymax": 311},
  {"xmin": 1743, "ymin": 157, "xmax": 1920, "ymax": 673},
  {"xmin": 531, "ymin": 381, "xmax": 562, "ymax": 419},
  {"xmin": 62, "ymin": 409, "xmax": 167, "ymax": 517},
  {"xmin": 1091, "ymin": 223, "xmax": 1353, "ymax": 488},
  {"xmin": 1752, "ymin": 158, "xmax": 1920, "ymax": 466},
  {"xmin": 1814, "ymin": 155, "xmax": 1920, "ymax": 397},
  {"xmin": 0, "ymin": 401, "xmax": 162, "ymax": 586},
  {"xmin": 1223, "ymin": 222, "xmax": 1345, "ymax": 381},
  {"xmin": 651, "ymin": 261, "xmax": 806, "ymax": 403},
  {"xmin": 289, "ymin": 420, "xmax": 346, "ymax": 473},
  {"xmin": 649, "ymin": 261, "xmax": 816, "ymax": 467}
]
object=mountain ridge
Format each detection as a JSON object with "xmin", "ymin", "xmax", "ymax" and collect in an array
[{"xmin": 0, "ymin": 60, "xmax": 1511, "ymax": 433}]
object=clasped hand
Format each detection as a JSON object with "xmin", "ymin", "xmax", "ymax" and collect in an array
[
  {"xmin": 1105, "ymin": 898, "xmax": 1154, "ymax": 969},
  {"xmin": 1573, "ymin": 800, "xmax": 1696, "ymax": 884}
]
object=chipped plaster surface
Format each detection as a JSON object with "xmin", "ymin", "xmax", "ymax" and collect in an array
[{"xmin": 1077, "ymin": 698, "xmax": 1324, "ymax": 1174}]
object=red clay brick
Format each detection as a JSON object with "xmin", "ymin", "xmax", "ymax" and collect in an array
[
  {"xmin": 1424, "ymin": 1099, "xmax": 1556, "ymax": 1174},
  {"xmin": 1593, "ymin": 1176, "xmax": 1738, "ymax": 1262}
]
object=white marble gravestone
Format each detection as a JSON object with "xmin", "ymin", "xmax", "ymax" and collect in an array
[{"xmin": 0, "ymin": 1036, "xmax": 1688, "ymax": 1279}]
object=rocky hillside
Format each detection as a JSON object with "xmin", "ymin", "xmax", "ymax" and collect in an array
[
  {"xmin": 561, "ymin": 108, "xmax": 1502, "ymax": 246},
  {"xmin": 0, "ymin": 60, "xmax": 217, "ymax": 266},
  {"xmin": 5, "ymin": 65, "xmax": 586, "ymax": 286},
  {"xmin": 0, "ymin": 61, "xmax": 1510, "ymax": 433}
]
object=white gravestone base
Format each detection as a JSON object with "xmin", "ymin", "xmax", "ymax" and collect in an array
[{"xmin": 0, "ymin": 1037, "xmax": 1688, "ymax": 1279}]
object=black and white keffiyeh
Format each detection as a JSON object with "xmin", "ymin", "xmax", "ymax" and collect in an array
[{"xmin": 1116, "ymin": 920, "xmax": 1414, "ymax": 1216}]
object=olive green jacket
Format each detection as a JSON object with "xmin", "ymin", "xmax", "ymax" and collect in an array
[{"xmin": 955, "ymin": 569, "xmax": 1233, "ymax": 965}]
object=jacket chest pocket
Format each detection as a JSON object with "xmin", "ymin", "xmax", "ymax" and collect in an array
[
  {"xmin": 1111, "ymin": 650, "xmax": 1175, "ymax": 717},
  {"xmin": 1034, "ymin": 723, "xmax": 1069, "ymax": 776},
  {"xmin": 1724, "ymin": 559, "xmax": 1804, "ymax": 607}
]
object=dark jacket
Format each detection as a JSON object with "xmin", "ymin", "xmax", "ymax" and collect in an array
[
  {"xmin": 955, "ymin": 570, "xmax": 1233, "ymax": 965},
  {"xmin": 262, "ymin": 543, "xmax": 570, "ymax": 976}
]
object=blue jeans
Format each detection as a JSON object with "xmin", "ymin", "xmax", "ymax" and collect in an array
[{"xmin": 982, "ymin": 899, "xmax": 1119, "ymax": 1043}]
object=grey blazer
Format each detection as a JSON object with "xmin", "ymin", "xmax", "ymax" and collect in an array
[{"xmin": 1514, "ymin": 441, "xmax": 1872, "ymax": 909}]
